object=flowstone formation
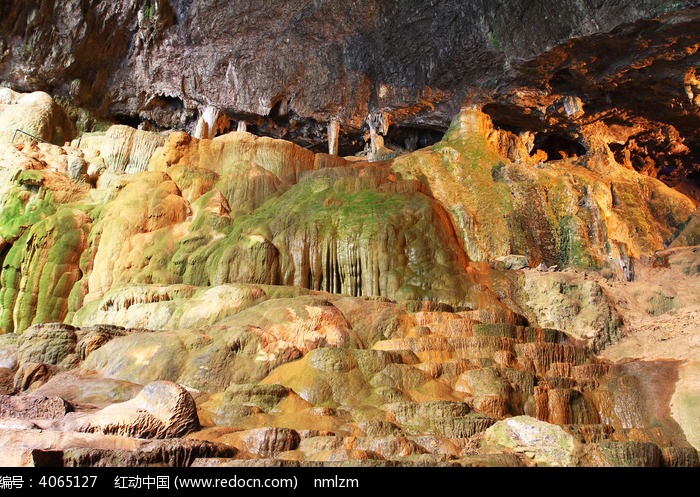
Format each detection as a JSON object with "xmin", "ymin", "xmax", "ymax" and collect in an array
[{"xmin": 0, "ymin": 84, "xmax": 697, "ymax": 466}]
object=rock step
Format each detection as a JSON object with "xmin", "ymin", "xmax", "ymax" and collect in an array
[{"xmin": 31, "ymin": 439, "xmax": 234, "ymax": 467}]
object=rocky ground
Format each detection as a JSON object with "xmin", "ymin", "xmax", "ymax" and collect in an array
[
  {"xmin": 0, "ymin": 257, "xmax": 697, "ymax": 467},
  {"xmin": 0, "ymin": 85, "xmax": 697, "ymax": 466}
]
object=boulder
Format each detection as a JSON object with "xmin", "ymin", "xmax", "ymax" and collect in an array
[
  {"xmin": 69, "ymin": 381, "xmax": 199, "ymax": 439},
  {"xmin": 224, "ymin": 427, "xmax": 301, "ymax": 458},
  {"xmin": 494, "ymin": 255, "xmax": 529, "ymax": 270},
  {"xmin": 0, "ymin": 90, "xmax": 75, "ymax": 145},
  {"xmin": 16, "ymin": 323, "xmax": 78, "ymax": 366},
  {"xmin": 14, "ymin": 362, "xmax": 56, "ymax": 392},
  {"xmin": 482, "ymin": 415, "xmax": 577, "ymax": 467}
]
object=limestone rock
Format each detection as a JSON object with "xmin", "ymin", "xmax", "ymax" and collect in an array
[
  {"xmin": 0, "ymin": 335, "xmax": 18, "ymax": 370},
  {"xmin": 1, "ymin": 1, "xmax": 696, "ymax": 192},
  {"xmin": 512, "ymin": 270, "xmax": 623, "ymax": 351},
  {"xmin": 0, "ymin": 206, "xmax": 91, "ymax": 333},
  {"xmin": 594, "ymin": 440, "xmax": 663, "ymax": 467},
  {"xmin": 81, "ymin": 171, "xmax": 188, "ymax": 300},
  {"xmin": 0, "ymin": 428, "xmax": 232, "ymax": 467},
  {"xmin": 661, "ymin": 446, "xmax": 700, "ymax": 467},
  {"xmin": 296, "ymin": 434, "xmax": 426, "ymax": 461},
  {"xmin": 305, "ymin": 448, "xmax": 385, "ymax": 463},
  {"xmin": 347, "ymin": 436, "xmax": 426, "ymax": 459},
  {"xmin": 261, "ymin": 346, "xmax": 422, "ymax": 408},
  {"xmin": 0, "ymin": 90, "xmax": 75, "ymax": 145},
  {"xmin": 494, "ymin": 255, "xmax": 529, "ymax": 270},
  {"xmin": 72, "ymin": 284, "xmax": 268, "ymax": 330},
  {"xmin": 69, "ymin": 381, "xmax": 199, "ymax": 439},
  {"xmin": 455, "ymin": 453, "xmax": 526, "ymax": 467},
  {"xmin": 0, "ymin": 419, "xmax": 37, "ymax": 430},
  {"xmin": 31, "ymin": 370, "xmax": 142, "ymax": 408},
  {"xmin": 224, "ymin": 427, "xmax": 301, "ymax": 458},
  {"xmin": 386, "ymin": 401, "xmax": 474, "ymax": 433},
  {"xmin": 0, "ymin": 368, "xmax": 16, "ymax": 395},
  {"xmin": 200, "ymin": 383, "xmax": 291, "ymax": 426},
  {"xmin": 226, "ymin": 297, "xmax": 354, "ymax": 354},
  {"xmin": 0, "ymin": 429, "xmax": 136, "ymax": 466},
  {"xmin": 16, "ymin": 323, "xmax": 78, "ymax": 366},
  {"xmin": 80, "ymin": 296, "xmax": 359, "ymax": 391},
  {"xmin": 13, "ymin": 362, "xmax": 55, "ymax": 392},
  {"xmin": 669, "ymin": 209, "xmax": 700, "ymax": 247},
  {"xmin": 75, "ymin": 325, "xmax": 132, "ymax": 360},
  {"xmin": 393, "ymin": 110, "xmax": 695, "ymax": 268},
  {"xmin": 482, "ymin": 415, "xmax": 577, "ymax": 467},
  {"xmin": 222, "ymin": 383, "xmax": 290, "ymax": 412},
  {"xmin": 148, "ymin": 130, "xmax": 315, "ymax": 193},
  {"xmin": 73, "ymin": 284, "xmax": 199, "ymax": 331},
  {"xmin": 76, "ymin": 125, "xmax": 166, "ymax": 175}
]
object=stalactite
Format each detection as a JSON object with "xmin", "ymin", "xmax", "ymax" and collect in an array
[
  {"xmin": 328, "ymin": 118, "xmax": 339, "ymax": 156},
  {"xmin": 193, "ymin": 106, "xmax": 220, "ymax": 139}
]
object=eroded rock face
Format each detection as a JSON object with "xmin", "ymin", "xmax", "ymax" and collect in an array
[
  {"xmin": 229, "ymin": 427, "xmax": 301, "ymax": 458},
  {"xmin": 509, "ymin": 270, "xmax": 624, "ymax": 351},
  {"xmin": 484, "ymin": 10, "xmax": 700, "ymax": 198},
  {"xmin": 68, "ymin": 381, "xmax": 199, "ymax": 439},
  {"xmin": 40, "ymin": 439, "xmax": 235, "ymax": 468},
  {"xmin": 0, "ymin": 428, "xmax": 233, "ymax": 467},
  {"xmin": 16, "ymin": 323, "xmax": 78, "ymax": 367},
  {"xmin": 393, "ymin": 110, "xmax": 696, "ymax": 269}
]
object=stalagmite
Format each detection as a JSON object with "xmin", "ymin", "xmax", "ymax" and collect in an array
[
  {"xmin": 237, "ymin": 120, "xmax": 247, "ymax": 132},
  {"xmin": 328, "ymin": 118, "xmax": 339, "ymax": 155},
  {"xmin": 366, "ymin": 111, "xmax": 390, "ymax": 161}
]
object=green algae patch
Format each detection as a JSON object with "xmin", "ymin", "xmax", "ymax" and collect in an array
[
  {"xmin": 0, "ymin": 185, "xmax": 57, "ymax": 242},
  {"xmin": 393, "ymin": 111, "xmax": 514, "ymax": 262},
  {"xmin": 393, "ymin": 109, "xmax": 695, "ymax": 272},
  {"xmin": 0, "ymin": 208, "xmax": 90, "ymax": 334},
  {"xmin": 186, "ymin": 164, "xmax": 473, "ymax": 305},
  {"xmin": 0, "ymin": 230, "xmax": 29, "ymax": 333}
]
